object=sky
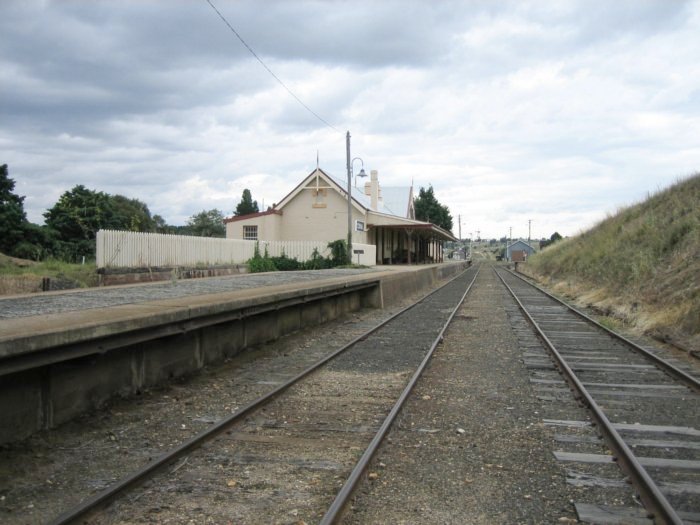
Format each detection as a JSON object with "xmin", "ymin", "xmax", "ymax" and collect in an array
[{"xmin": 2, "ymin": 0, "xmax": 699, "ymax": 240}]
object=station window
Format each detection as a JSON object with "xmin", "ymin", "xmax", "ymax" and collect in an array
[{"xmin": 243, "ymin": 225, "xmax": 258, "ymax": 240}]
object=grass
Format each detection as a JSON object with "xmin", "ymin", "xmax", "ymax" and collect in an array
[
  {"xmin": 526, "ymin": 173, "xmax": 699, "ymax": 351},
  {"xmin": 0, "ymin": 253, "xmax": 98, "ymax": 290}
]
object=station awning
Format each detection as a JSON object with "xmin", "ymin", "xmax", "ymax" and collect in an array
[{"xmin": 367, "ymin": 222, "xmax": 457, "ymax": 242}]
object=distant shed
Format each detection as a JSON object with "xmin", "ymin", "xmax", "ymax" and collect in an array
[{"xmin": 506, "ymin": 240, "xmax": 536, "ymax": 262}]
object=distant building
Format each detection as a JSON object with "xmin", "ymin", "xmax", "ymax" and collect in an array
[
  {"xmin": 506, "ymin": 240, "xmax": 536, "ymax": 262},
  {"xmin": 225, "ymin": 167, "xmax": 455, "ymax": 264}
]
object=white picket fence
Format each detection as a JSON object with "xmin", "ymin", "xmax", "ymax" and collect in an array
[{"xmin": 96, "ymin": 230, "xmax": 376, "ymax": 268}]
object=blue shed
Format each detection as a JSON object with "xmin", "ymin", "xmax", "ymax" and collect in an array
[{"xmin": 506, "ymin": 240, "xmax": 535, "ymax": 262}]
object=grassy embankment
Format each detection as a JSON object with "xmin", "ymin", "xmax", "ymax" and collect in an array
[
  {"xmin": 0, "ymin": 254, "xmax": 97, "ymax": 295},
  {"xmin": 525, "ymin": 173, "xmax": 699, "ymax": 352}
]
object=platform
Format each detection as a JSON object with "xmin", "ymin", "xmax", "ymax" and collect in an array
[{"xmin": 0, "ymin": 263, "xmax": 468, "ymax": 444}]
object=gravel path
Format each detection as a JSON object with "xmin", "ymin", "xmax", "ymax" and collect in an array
[{"xmin": 0, "ymin": 269, "xmax": 375, "ymax": 319}]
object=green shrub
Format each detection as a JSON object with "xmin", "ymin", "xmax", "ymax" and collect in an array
[
  {"xmin": 247, "ymin": 243, "xmax": 277, "ymax": 273},
  {"xmin": 271, "ymin": 250, "xmax": 301, "ymax": 271},
  {"xmin": 327, "ymin": 239, "xmax": 348, "ymax": 267},
  {"xmin": 303, "ymin": 248, "xmax": 330, "ymax": 270},
  {"xmin": 247, "ymin": 239, "xmax": 354, "ymax": 273},
  {"xmin": 11, "ymin": 241, "xmax": 44, "ymax": 261}
]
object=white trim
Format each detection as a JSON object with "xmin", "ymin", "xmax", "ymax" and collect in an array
[{"xmin": 276, "ymin": 168, "xmax": 367, "ymax": 214}]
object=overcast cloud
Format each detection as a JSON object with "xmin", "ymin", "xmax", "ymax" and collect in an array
[{"xmin": 2, "ymin": 0, "xmax": 699, "ymax": 239}]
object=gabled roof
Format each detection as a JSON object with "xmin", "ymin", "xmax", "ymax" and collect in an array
[
  {"xmin": 275, "ymin": 168, "xmax": 367, "ymax": 214},
  {"xmin": 275, "ymin": 168, "xmax": 412, "ymax": 220},
  {"xmin": 226, "ymin": 167, "xmax": 453, "ymax": 240},
  {"xmin": 224, "ymin": 209, "xmax": 282, "ymax": 224},
  {"xmin": 507, "ymin": 240, "xmax": 535, "ymax": 250}
]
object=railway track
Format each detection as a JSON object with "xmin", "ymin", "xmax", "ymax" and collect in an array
[
  {"xmin": 495, "ymin": 267, "xmax": 700, "ymax": 525},
  {"xmin": 42, "ymin": 265, "xmax": 480, "ymax": 524}
]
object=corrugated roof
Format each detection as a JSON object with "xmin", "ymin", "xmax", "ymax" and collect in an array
[
  {"xmin": 326, "ymin": 173, "xmax": 412, "ymax": 219},
  {"xmin": 381, "ymin": 186, "xmax": 411, "ymax": 218},
  {"xmin": 326, "ymin": 173, "xmax": 399, "ymax": 217}
]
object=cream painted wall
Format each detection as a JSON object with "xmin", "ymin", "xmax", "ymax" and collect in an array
[
  {"xmin": 277, "ymin": 186, "xmax": 369, "ymax": 244},
  {"xmin": 226, "ymin": 213, "xmax": 281, "ymax": 240}
]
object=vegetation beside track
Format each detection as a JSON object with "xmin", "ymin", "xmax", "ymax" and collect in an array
[
  {"xmin": 524, "ymin": 173, "xmax": 699, "ymax": 352},
  {"xmin": 0, "ymin": 253, "xmax": 97, "ymax": 294}
]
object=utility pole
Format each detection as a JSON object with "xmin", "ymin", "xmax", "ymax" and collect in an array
[
  {"xmin": 476, "ymin": 230, "xmax": 480, "ymax": 242},
  {"xmin": 458, "ymin": 214, "xmax": 462, "ymax": 241},
  {"xmin": 528, "ymin": 219, "xmax": 532, "ymax": 243},
  {"xmin": 346, "ymin": 131, "xmax": 352, "ymax": 265},
  {"xmin": 508, "ymin": 226, "xmax": 512, "ymax": 262}
]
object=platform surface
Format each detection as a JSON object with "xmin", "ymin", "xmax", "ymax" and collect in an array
[
  {"xmin": 0, "ymin": 268, "xmax": 386, "ymax": 320},
  {"xmin": 0, "ymin": 264, "xmax": 454, "ymax": 356}
]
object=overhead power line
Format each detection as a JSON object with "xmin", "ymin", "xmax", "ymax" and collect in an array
[{"xmin": 203, "ymin": 0, "xmax": 340, "ymax": 133}]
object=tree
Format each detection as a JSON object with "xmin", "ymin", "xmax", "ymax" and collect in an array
[
  {"xmin": 153, "ymin": 214, "xmax": 168, "ymax": 233},
  {"xmin": 0, "ymin": 164, "xmax": 28, "ymax": 256},
  {"xmin": 234, "ymin": 189, "xmax": 259, "ymax": 216},
  {"xmin": 110, "ymin": 195, "xmax": 156, "ymax": 232},
  {"xmin": 187, "ymin": 209, "xmax": 226, "ymax": 237},
  {"xmin": 540, "ymin": 231, "xmax": 563, "ymax": 249},
  {"xmin": 414, "ymin": 185, "xmax": 453, "ymax": 232},
  {"xmin": 43, "ymin": 186, "xmax": 164, "ymax": 260},
  {"xmin": 44, "ymin": 185, "xmax": 115, "ymax": 260},
  {"xmin": 13, "ymin": 222, "xmax": 53, "ymax": 261}
]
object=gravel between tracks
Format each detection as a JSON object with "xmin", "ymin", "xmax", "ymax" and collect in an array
[{"xmin": 342, "ymin": 266, "xmax": 580, "ymax": 524}]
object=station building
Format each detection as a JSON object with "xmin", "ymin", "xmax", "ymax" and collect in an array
[{"xmin": 224, "ymin": 167, "xmax": 456, "ymax": 265}]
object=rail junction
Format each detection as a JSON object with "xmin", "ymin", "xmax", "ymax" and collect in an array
[{"xmin": 0, "ymin": 263, "xmax": 697, "ymax": 524}]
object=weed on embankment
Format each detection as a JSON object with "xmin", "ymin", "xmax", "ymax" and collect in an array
[{"xmin": 526, "ymin": 173, "xmax": 699, "ymax": 352}]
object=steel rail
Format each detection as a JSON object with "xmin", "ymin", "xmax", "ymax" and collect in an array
[
  {"xmin": 494, "ymin": 266, "xmax": 683, "ymax": 525},
  {"xmin": 503, "ymin": 267, "xmax": 699, "ymax": 394},
  {"xmin": 320, "ymin": 264, "xmax": 481, "ymax": 524},
  {"xmin": 48, "ymin": 265, "xmax": 477, "ymax": 525}
]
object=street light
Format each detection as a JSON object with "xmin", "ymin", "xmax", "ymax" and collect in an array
[
  {"xmin": 349, "ymin": 156, "xmax": 366, "ymax": 266},
  {"xmin": 345, "ymin": 131, "xmax": 359, "ymax": 265},
  {"xmin": 345, "ymin": 131, "xmax": 368, "ymax": 265},
  {"xmin": 353, "ymin": 157, "xmax": 367, "ymax": 188}
]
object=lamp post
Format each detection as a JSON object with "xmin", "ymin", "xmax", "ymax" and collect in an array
[
  {"xmin": 353, "ymin": 157, "xmax": 367, "ymax": 188},
  {"xmin": 346, "ymin": 131, "xmax": 366, "ymax": 265}
]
